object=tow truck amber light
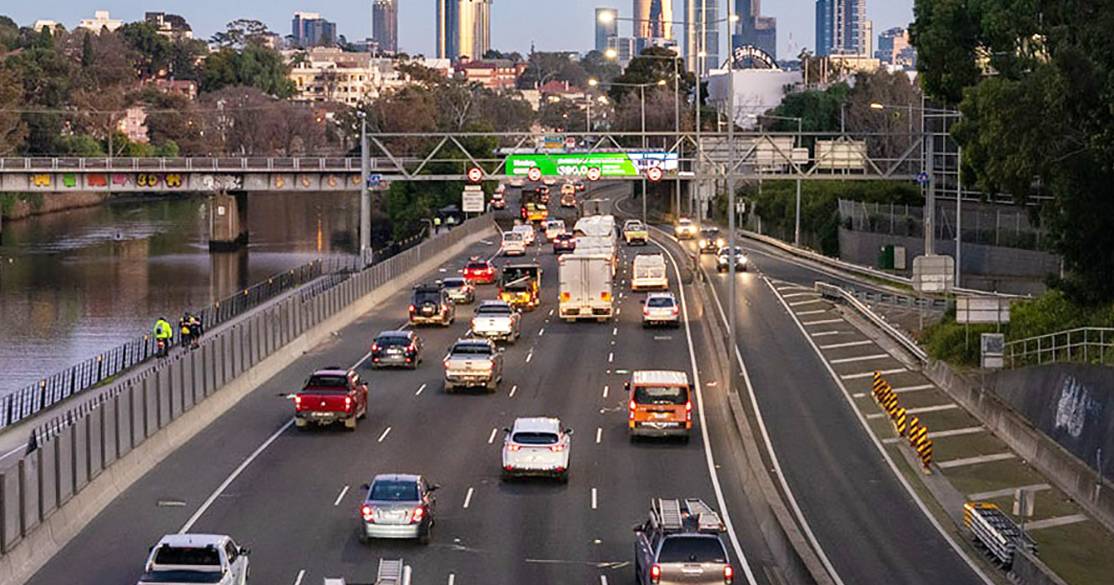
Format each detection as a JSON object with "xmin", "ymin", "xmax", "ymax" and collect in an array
[
  {"xmin": 650, "ymin": 564, "xmax": 662, "ymax": 583},
  {"xmin": 724, "ymin": 565, "xmax": 734, "ymax": 583},
  {"xmin": 361, "ymin": 504, "xmax": 375, "ymax": 522}
]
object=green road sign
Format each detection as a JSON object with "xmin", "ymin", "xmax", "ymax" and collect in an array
[{"xmin": 506, "ymin": 152, "xmax": 678, "ymax": 178}]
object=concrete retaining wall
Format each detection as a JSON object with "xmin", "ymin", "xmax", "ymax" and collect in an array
[{"xmin": 0, "ymin": 218, "xmax": 496, "ymax": 585}]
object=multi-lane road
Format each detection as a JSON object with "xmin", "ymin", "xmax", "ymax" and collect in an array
[{"xmin": 25, "ymin": 185, "xmax": 990, "ymax": 585}]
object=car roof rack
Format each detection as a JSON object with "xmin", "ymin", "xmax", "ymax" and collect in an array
[{"xmin": 650, "ymin": 498, "xmax": 726, "ymax": 534}]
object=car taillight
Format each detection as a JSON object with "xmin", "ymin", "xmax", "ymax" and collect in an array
[
  {"xmin": 407, "ymin": 343, "xmax": 417, "ymax": 353},
  {"xmin": 345, "ymin": 396, "xmax": 353, "ymax": 411},
  {"xmin": 560, "ymin": 292, "xmax": 571, "ymax": 301},
  {"xmin": 408, "ymin": 304, "xmax": 416, "ymax": 313},
  {"xmin": 601, "ymin": 291, "xmax": 611, "ymax": 301},
  {"xmin": 643, "ymin": 309, "xmax": 651, "ymax": 317},
  {"xmin": 371, "ymin": 343, "xmax": 379, "ymax": 352},
  {"xmin": 293, "ymin": 395, "xmax": 302, "ymax": 411},
  {"xmin": 411, "ymin": 506, "xmax": 425, "ymax": 524},
  {"xmin": 724, "ymin": 565, "xmax": 734, "ymax": 584},
  {"xmin": 671, "ymin": 307, "xmax": 680, "ymax": 316},
  {"xmin": 629, "ymin": 400, "xmax": 637, "ymax": 419},
  {"xmin": 650, "ymin": 564, "xmax": 661, "ymax": 584},
  {"xmin": 686, "ymin": 400, "xmax": 693, "ymax": 421},
  {"xmin": 549, "ymin": 444, "xmax": 565, "ymax": 452},
  {"xmin": 361, "ymin": 504, "xmax": 375, "ymax": 522},
  {"xmin": 508, "ymin": 444, "xmax": 521, "ymax": 451}
]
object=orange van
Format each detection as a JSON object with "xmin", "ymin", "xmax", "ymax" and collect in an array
[{"xmin": 626, "ymin": 370, "xmax": 692, "ymax": 442}]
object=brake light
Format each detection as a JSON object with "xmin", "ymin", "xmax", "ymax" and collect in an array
[
  {"xmin": 724, "ymin": 565, "xmax": 734, "ymax": 584},
  {"xmin": 650, "ymin": 564, "xmax": 661, "ymax": 584},
  {"xmin": 686, "ymin": 400, "xmax": 693, "ymax": 421},
  {"xmin": 560, "ymin": 292, "xmax": 571, "ymax": 301},
  {"xmin": 345, "ymin": 396, "xmax": 353, "ymax": 411},
  {"xmin": 411, "ymin": 506, "xmax": 425, "ymax": 524},
  {"xmin": 629, "ymin": 400, "xmax": 637, "ymax": 419},
  {"xmin": 643, "ymin": 308, "xmax": 651, "ymax": 317},
  {"xmin": 371, "ymin": 343, "xmax": 379, "ymax": 352},
  {"xmin": 361, "ymin": 504, "xmax": 375, "ymax": 522},
  {"xmin": 294, "ymin": 395, "xmax": 302, "ymax": 411},
  {"xmin": 508, "ymin": 444, "xmax": 521, "ymax": 452},
  {"xmin": 408, "ymin": 343, "xmax": 417, "ymax": 353},
  {"xmin": 408, "ymin": 304, "xmax": 416, "ymax": 313},
  {"xmin": 672, "ymin": 307, "xmax": 680, "ymax": 316},
  {"xmin": 549, "ymin": 444, "xmax": 565, "ymax": 452}
]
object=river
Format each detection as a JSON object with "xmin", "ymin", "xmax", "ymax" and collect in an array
[{"xmin": 0, "ymin": 192, "xmax": 360, "ymax": 397}]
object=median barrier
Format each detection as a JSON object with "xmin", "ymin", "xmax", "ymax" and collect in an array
[{"xmin": 0, "ymin": 216, "xmax": 497, "ymax": 585}]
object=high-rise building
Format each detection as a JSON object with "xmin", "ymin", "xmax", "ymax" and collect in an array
[
  {"xmin": 731, "ymin": 0, "xmax": 777, "ymax": 60},
  {"xmin": 372, "ymin": 0, "xmax": 398, "ymax": 53},
  {"xmin": 876, "ymin": 27, "xmax": 915, "ymax": 67},
  {"xmin": 608, "ymin": 36, "xmax": 638, "ymax": 66},
  {"xmin": 596, "ymin": 7, "xmax": 619, "ymax": 53},
  {"xmin": 815, "ymin": 0, "xmax": 867, "ymax": 56},
  {"xmin": 684, "ymin": 0, "xmax": 719, "ymax": 75},
  {"xmin": 633, "ymin": 0, "xmax": 673, "ymax": 41},
  {"xmin": 437, "ymin": 0, "xmax": 492, "ymax": 61},
  {"xmin": 292, "ymin": 12, "xmax": 337, "ymax": 48}
]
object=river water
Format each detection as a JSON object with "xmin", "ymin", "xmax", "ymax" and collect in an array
[{"xmin": 0, "ymin": 192, "xmax": 360, "ymax": 397}]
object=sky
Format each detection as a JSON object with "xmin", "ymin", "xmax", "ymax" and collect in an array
[{"xmin": 5, "ymin": 1, "xmax": 915, "ymax": 60}]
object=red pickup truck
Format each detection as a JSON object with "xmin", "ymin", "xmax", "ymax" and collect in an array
[{"xmin": 293, "ymin": 368, "xmax": 369, "ymax": 431}]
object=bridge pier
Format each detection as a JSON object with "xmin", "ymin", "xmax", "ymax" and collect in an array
[{"xmin": 208, "ymin": 192, "xmax": 249, "ymax": 252}]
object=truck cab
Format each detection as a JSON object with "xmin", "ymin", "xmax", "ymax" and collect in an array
[
  {"xmin": 499, "ymin": 263, "xmax": 542, "ymax": 311},
  {"xmin": 633, "ymin": 499, "xmax": 734, "ymax": 585},
  {"xmin": 293, "ymin": 368, "xmax": 369, "ymax": 430},
  {"xmin": 137, "ymin": 534, "xmax": 250, "ymax": 585}
]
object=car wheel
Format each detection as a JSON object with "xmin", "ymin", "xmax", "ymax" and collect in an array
[
  {"xmin": 358, "ymin": 528, "xmax": 369, "ymax": 545},
  {"xmin": 418, "ymin": 524, "xmax": 432, "ymax": 545},
  {"xmin": 295, "ymin": 418, "xmax": 308, "ymax": 430},
  {"xmin": 345, "ymin": 416, "xmax": 358, "ymax": 431},
  {"xmin": 558, "ymin": 470, "xmax": 569, "ymax": 484},
  {"xmin": 444, "ymin": 383, "xmax": 454, "ymax": 394}
]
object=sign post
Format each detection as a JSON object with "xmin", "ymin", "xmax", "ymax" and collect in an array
[
  {"xmin": 461, "ymin": 185, "xmax": 485, "ymax": 215},
  {"xmin": 981, "ymin": 333, "xmax": 1006, "ymax": 369}
]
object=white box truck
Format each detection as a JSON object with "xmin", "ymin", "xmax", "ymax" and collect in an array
[
  {"xmin": 558, "ymin": 254, "xmax": 614, "ymax": 322},
  {"xmin": 631, "ymin": 253, "xmax": 669, "ymax": 291}
]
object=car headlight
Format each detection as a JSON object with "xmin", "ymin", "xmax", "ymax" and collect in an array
[
  {"xmin": 716, "ymin": 238, "xmax": 725, "ymax": 247},
  {"xmin": 698, "ymin": 240, "xmax": 707, "ymax": 247},
  {"xmin": 739, "ymin": 255, "xmax": 749, "ymax": 263}
]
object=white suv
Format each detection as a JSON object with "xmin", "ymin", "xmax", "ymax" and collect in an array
[
  {"xmin": 642, "ymin": 292, "xmax": 680, "ymax": 328},
  {"xmin": 501, "ymin": 417, "xmax": 572, "ymax": 482}
]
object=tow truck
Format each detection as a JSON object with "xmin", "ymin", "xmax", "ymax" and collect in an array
[
  {"xmin": 499, "ymin": 263, "xmax": 542, "ymax": 311},
  {"xmin": 634, "ymin": 498, "xmax": 735, "ymax": 585}
]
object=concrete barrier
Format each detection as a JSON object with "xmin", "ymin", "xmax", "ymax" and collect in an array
[{"xmin": 0, "ymin": 219, "xmax": 497, "ymax": 585}]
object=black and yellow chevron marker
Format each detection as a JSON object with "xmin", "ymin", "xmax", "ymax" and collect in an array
[{"xmin": 893, "ymin": 407, "xmax": 908, "ymax": 436}]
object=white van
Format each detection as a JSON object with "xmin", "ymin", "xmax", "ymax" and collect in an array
[{"xmin": 631, "ymin": 253, "xmax": 668, "ymax": 291}]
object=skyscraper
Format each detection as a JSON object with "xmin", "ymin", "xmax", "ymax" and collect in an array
[
  {"xmin": 596, "ymin": 7, "xmax": 619, "ymax": 53},
  {"xmin": 437, "ymin": 0, "xmax": 492, "ymax": 61},
  {"xmin": 292, "ymin": 12, "xmax": 337, "ymax": 48},
  {"xmin": 815, "ymin": 0, "xmax": 867, "ymax": 56},
  {"xmin": 372, "ymin": 0, "xmax": 398, "ymax": 53},
  {"xmin": 633, "ymin": 0, "xmax": 673, "ymax": 41},
  {"xmin": 685, "ymin": 0, "xmax": 719, "ymax": 74},
  {"xmin": 732, "ymin": 0, "xmax": 777, "ymax": 60}
]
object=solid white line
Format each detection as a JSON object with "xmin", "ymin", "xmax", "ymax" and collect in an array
[
  {"xmin": 179, "ymin": 418, "xmax": 294, "ymax": 533},
  {"xmin": 1024, "ymin": 514, "xmax": 1088, "ymax": 531},
  {"xmin": 415, "ymin": 383, "xmax": 427, "ymax": 396},
  {"xmin": 448, "ymin": 574, "xmax": 456, "ymax": 585},
  {"xmin": 463, "ymin": 487, "xmax": 475, "ymax": 509},
  {"xmin": 763, "ymin": 277, "xmax": 995, "ymax": 585},
  {"xmin": 841, "ymin": 368, "xmax": 907, "ymax": 380},
  {"xmin": 782, "ymin": 292, "xmax": 819, "ymax": 298},
  {"xmin": 602, "ymin": 385, "xmax": 609, "ymax": 398},
  {"xmin": 538, "ymin": 328, "xmax": 545, "ymax": 337},
  {"xmin": 795, "ymin": 309, "xmax": 828, "ymax": 316},
  {"xmin": 829, "ymin": 353, "xmax": 891, "ymax": 364},
  {"xmin": 802, "ymin": 318, "xmax": 843, "ymax": 326},
  {"xmin": 790, "ymin": 299, "xmax": 825, "ymax": 306},
  {"xmin": 377, "ymin": 426, "xmax": 392, "ymax": 442},
  {"xmin": 938, "ymin": 453, "xmax": 1016, "ymax": 469},
  {"xmin": 333, "ymin": 485, "xmax": 349, "ymax": 507},
  {"xmin": 820, "ymin": 340, "xmax": 874, "ymax": 350},
  {"xmin": 810, "ymin": 330, "xmax": 845, "ymax": 337},
  {"xmin": 649, "ymin": 232, "xmax": 759, "ymax": 585},
  {"xmin": 596, "ymin": 427, "xmax": 602, "ymax": 444},
  {"xmin": 352, "ymin": 350, "xmax": 373, "ymax": 369},
  {"xmin": 608, "ymin": 352, "xmax": 614, "ymax": 363},
  {"xmin": 591, "ymin": 488, "xmax": 598, "ymax": 509},
  {"xmin": 907, "ymin": 404, "xmax": 958, "ymax": 414},
  {"xmin": 509, "ymin": 384, "xmax": 518, "ymax": 398},
  {"xmin": 968, "ymin": 484, "xmax": 1051, "ymax": 501},
  {"xmin": 488, "ymin": 427, "xmax": 499, "ymax": 444},
  {"xmin": 293, "ymin": 569, "xmax": 306, "ymax": 585},
  {"xmin": 893, "ymin": 384, "xmax": 934, "ymax": 394},
  {"xmin": 930, "ymin": 426, "xmax": 986, "ymax": 439}
]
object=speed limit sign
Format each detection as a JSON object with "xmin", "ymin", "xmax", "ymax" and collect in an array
[
  {"xmin": 646, "ymin": 167, "xmax": 664, "ymax": 182},
  {"xmin": 527, "ymin": 167, "xmax": 543, "ymax": 182},
  {"xmin": 586, "ymin": 167, "xmax": 602, "ymax": 182},
  {"xmin": 467, "ymin": 167, "xmax": 484, "ymax": 183}
]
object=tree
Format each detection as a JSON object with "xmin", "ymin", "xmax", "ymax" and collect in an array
[
  {"xmin": 581, "ymin": 50, "xmax": 621, "ymax": 85},
  {"xmin": 517, "ymin": 52, "xmax": 587, "ymax": 89},
  {"xmin": 0, "ymin": 16, "xmax": 18, "ymax": 52},
  {"xmin": 201, "ymin": 45, "xmax": 295, "ymax": 97},
  {"xmin": 912, "ymin": 0, "xmax": 1114, "ymax": 302},
  {"xmin": 608, "ymin": 48, "xmax": 693, "ymax": 106},
  {"xmin": 539, "ymin": 98, "xmax": 587, "ymax": 132},
  {"xmin": 764, "ymin": 83, "xmax": 849, "ymax": 133},
  {"xmin": 119, "ymin": 22, "xmax": 172, "ymax": 78},
  {"xmin": 0, "ymin": 67, "xmax": 27, "ymax": 154},
  {"xmin": 211, "ymin": 19, "xmax": 273, "ymax": 49}
]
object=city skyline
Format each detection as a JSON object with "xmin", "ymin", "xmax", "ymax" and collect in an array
[{"xmin": 4, "ymin": 0, "xmax": 913, "ymax": 60}]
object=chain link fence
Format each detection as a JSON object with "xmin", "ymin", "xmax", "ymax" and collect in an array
[{"xmin": 838, "ymin": 199, "xmax": 1049, "ymax": 251}]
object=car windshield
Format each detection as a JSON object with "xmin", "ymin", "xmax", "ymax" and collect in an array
[
  {"xmin": 512, "ymin": 431, "xmax": 559, "ymax": 445},
  {"xmin": 504, "ymin": 232, "xmax": 523, "ymax": 242},
  {"xmin": 633, "ymin": 385, "xmax": 688, "ymax": 405},
  {"xmin": 376, "ymin": 336, "xmax": 410, "ymax": 347},
  {"xmin": 305, "ymin": 374, "xmax": 347, "ymax": 389},
  {"xmin": 701, "ymin": 229, "xmax": 719, "ymax": 236},
  {"xmin": 452, "ymin": 343, "xmax": 493, "ymax": 356},
  {"xmin": 466, "ymin": 262, "xmax": 489, "ymax": 271},
  {"xmin": 720, "ymin": 248, "xmax": 744, "ymax": 257},
  {"xmin": 658, "ymin": 536, "xmax": 728, "ymax": 564},
  {"xmin": 369, "ymin": 480, "xmax": 419, "ymax": 502},
  {"xmin": 647, "ymin": 297, "xmax": 675, "ymax": 308},
  {"xmin": 443, "ymin": 278, "xmax": 466, "ymax": 288},
  {"xmin": 476, "ymin": 305, "xmax": 511, "ymax": 315},
  {"xmin": 153, "ymin": 546, "xmax": 222, "ymax": 566}
]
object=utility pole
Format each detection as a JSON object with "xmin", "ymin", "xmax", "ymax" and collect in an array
[
  {"xmin": 726, "ymin": 9, "xmax": 738, "ymax": 400},
  {"xmin": 674, "ymin": 56, "xmax": 681, "ymax": 220},
  {"xmin": 641, "ymin": 84, "xmax": 648, "ymax": 226},
  {"xmin": 359, "ymin": 111, "xmax": 371, "ymax": 265},
  {"xmin": 955, "ymin": 145, "xmax": 963, "ymax": 286},
  {"xmin": 925, "ymin": 117, "xmax": 936, "ymax": 256}
]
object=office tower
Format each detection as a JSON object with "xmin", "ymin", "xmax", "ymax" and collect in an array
[
  {"xmin": 372, "ymin": 0, "xmax": 398, "ymax": 53},
  {"xmin": 633, "ymin": 0, "xmax": 673, "ymax": 41},
  {"xmin": 292, "ymin": 12, "xmax": 337, "ymax": 48},
  {"xmin": 685, "ymin": 0, "xmax": 719, "ymax": 74},
  {"xmin": 596, "ymin": 7, "xmax": 619, "ymax": 53},
  {"xmin": 815, "ymin": 0, "xmax": 866, "ymax": 56},
  {"xmin": 437, "ymin": 0, "xmax": 492, "ymax": 60},
  {"xmin": 732, "ymin": 0, "xmax": 777, "ymax": 60}
]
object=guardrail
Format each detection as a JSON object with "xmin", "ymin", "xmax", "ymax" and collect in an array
[
  {"xmin": 815, "ymin": 281, "xmax": 929, "ymax": 363},
  {"xmin": 1006, "ymin": 327, "xmax": 1114, "ymax": 368},
  {"xmin": 0, "ymin": 215, "xmax": 493, "ymax": 566},
  {"xmin": 0, "ymin": 157, "xmax": 373, "ymax": 172}
]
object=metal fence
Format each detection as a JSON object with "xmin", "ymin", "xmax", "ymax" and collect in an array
[
  {"xmin": 1006, "ymin": 327, "xmax": 1114, "ymax": 368},
  {"xmin": 838, "ymin": 199, "xmax": 1049, "ymax": 251},
  {"xmin": 0, "ymin": 215, "xmax": 492, "ymax": 558}
]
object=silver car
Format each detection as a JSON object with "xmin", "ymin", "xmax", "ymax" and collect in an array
[
  {"xmin": 642, "ymin": 292, "xmax": 680, "ymax": 328},
  {"xmin": 358, "ymin": 474, "xmax": 438, "ymax": 544},
  {"xmin": 442, "ymin": 277, "xmax": 476, "ymax": 305},
  {"xmin": 501, "ymin": 417, "xmax": 572, "ymax": 482},
  {"xmin": 443, "ymin": 338, "xmax": 504, "ymax": 393}
]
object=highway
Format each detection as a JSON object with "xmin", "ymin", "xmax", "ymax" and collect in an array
[
  {"xmin": 611, "ymin": 189, "xmax": 989, "ymax": 585},
  {"xmin": 25, "ymin": 190, "xmax": 781, "ymax": 585}
]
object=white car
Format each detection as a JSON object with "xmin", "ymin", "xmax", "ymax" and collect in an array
[
  {"xmin": 512, "ymin": 223, "xmax": 536, "ymax": 246},
  {"xmin": 501, "ymin": 417, "xmax": 572, "ymax": 482},
  {"xmin": 502, "ymin": 231, "xmax": 526, "ymax": 256},
  {"xmin": 471, "ymin": 300, "xmax": 522, "ymax": 342},
  {"xmin": 137, "ymin": 534, "xmax": 250, "ymax": 585},
  {"xmin": 716, "ymin": 246, "xmax": 749, "ymax": 272},
  {"xmin": 544, "ymin": 219, "xmax": 566, "ymax": 242},
  {"xmin": 642, "ymin": 292, "xmax": 680, "ymax": 328}
]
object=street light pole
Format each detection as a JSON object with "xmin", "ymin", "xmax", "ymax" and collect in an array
[
  {"xmin": 674, "ymin": 56, "xmax": 681, "ymax": 220},
  {"xmin": 359, "ymin": 112, "xmax": 371, "ymax": 265},
  {"xmin": 794, "ymin": 117, "xmax": 802, "ymax": 246},
  {"xmin": 955, "ymin": 145, "xmax": 963, "ymax": 286},
  {"xmin": 641, "ymin": 83, "xmax": 648, "ymax": 226},
  {"xmin": 726, "ymin": 6, "xmax": 738, "ymax": 400}
]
